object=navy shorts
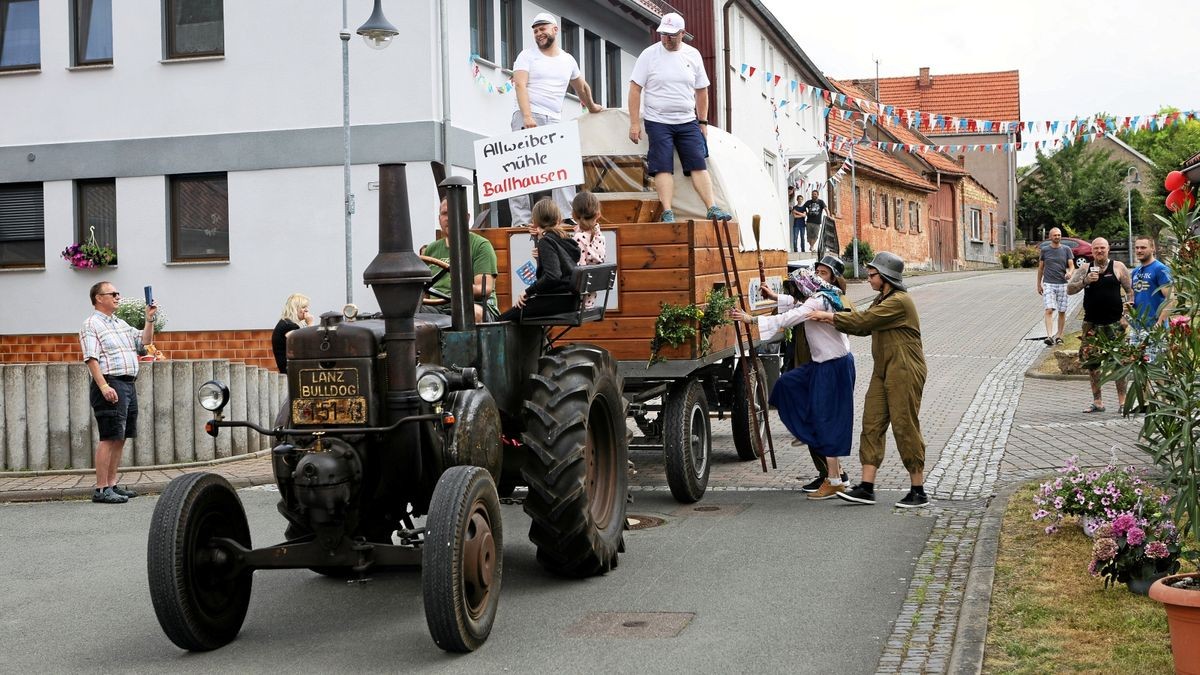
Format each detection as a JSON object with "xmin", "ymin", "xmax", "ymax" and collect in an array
[
  {"xmin": 645, "ymin": 119, "xmax": 708, "ymax": 176},
  {"xmin": 90, "ymin": 377, "xmax": 138, "ymax": 441}
]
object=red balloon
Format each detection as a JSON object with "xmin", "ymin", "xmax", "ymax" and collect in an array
[
  {"xmin": 1166, "ymin": 188, "xmax": 1196, "ymax": 212},
  {"xmin": 1164, "ymin": 170, "xmax": 1187, "ymax": 192}
]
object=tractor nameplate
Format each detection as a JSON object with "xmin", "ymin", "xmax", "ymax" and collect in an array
[{"xmin": 293, "ymin": 367, "xmax": 366, "ymax": 425}]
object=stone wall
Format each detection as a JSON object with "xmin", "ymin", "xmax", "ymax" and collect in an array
[
  {"xmin": 831, "ymin": 174, "xmax": 933, "ymax": 269},
  {"xmin": 0, "ymin": 329, "xmax": 277, "ymax": 370},
  {"xmin": 0, "ymin": 360, "xmax": 285, "ymax": 472}
]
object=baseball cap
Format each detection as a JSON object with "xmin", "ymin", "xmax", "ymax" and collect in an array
[
  {"xmin": 656, "ymin": 12, "xmax": 685, "ymax": 34},
  {"xmin": 530, "ymin": 12, "xmax": 557, "ymax": 28}
]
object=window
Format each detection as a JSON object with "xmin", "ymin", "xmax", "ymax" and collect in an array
[
  {"xmin": 762, "ymin": 150, "xmax": 776, "ymax": 178},
  {"xmin": 170, "ymin": 173, "xmax": 228, "ymax": 261},
  {"xmin": 881, "ymin": 193, "xmax": 889, "ymax": 228},
  {"xmin": 0, "ymin": 182, "xmax": 44, "ymax": 268},
  {"xmin": 560, "ymin": 18, "xmax": 578, "ymax": 63},
  {"xmin": 908, "ymin": 201, "xmax": 918, "ymax": 233},
  {"xmin": 469, "ymin": 0, "xmax": 493, "ymax": 61},
  {"xmin": 970, "ymin": 208, "xmax": 982, "ymax": 241},
  {"xmin": 605, "ymin": 42, "xmax": 621, "ymax": 108},
  {"xmin": 828, "ymin": 184, "xmax": 839, "ymax": 215},
  {"xmin": 894, "ymin": 197, "xmax": 904, "ymax": 231},
  {"xmin": 77, "ymin": 179, "xmax": 116, "ymax": 258},
  {"xmin": 868, "ymin": 188, "xmax": 877, "ymax": 225},
  {"xmin": 853, "ymin": 186, "xmax": 861, "ymax": 222},
  {"xmin": 73, "ymin": 0, "xmax": 112, "ymax": 65},
  {"xmin": 584, "ymin": 31, "xmax": 601, "ymax": 101},
  {"xmin": 165, "ymin": 0, "xmax": 223, "ymax": 59},
  {"xmin": 498, "ymin": 0, "xmax": 519, "ymax": 69},
  {"xmin": 913, "ymin": 202, "xmax": 921, "ymax": 232},
  {"xmin": 989, "ymin": 211, "xmax": 996, "ymax": 244},
  {"xmin": 0, "ymin": 0, "xmax": 39, "ymax": 71}
]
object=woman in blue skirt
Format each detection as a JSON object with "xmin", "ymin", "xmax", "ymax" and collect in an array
[{"xmin": 731, "ymin": 261, "xmax": 855, "ymax": 499}]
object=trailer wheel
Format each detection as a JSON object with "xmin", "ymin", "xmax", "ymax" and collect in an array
[
  {"xmin": 663, "ymin": 377, "xmax": 711, "ymax": 503},
  {"xmin": 731, "ymin": 363, "xmax": 769, "ymax": 461},
  {"xmin": 147, "ymin": 473, "xmax": 252, "ymax": 652},
  {"xmin": 522, "ymin": 344, "xmax": 629, "ymax": 577},
  {"xmin": 423, "ymin": 465, "xmax": 503, "ymax": 653}
]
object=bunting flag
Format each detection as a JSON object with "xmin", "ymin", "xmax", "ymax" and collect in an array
[
  {"xmin": 823, "ymin": 133, "xmax": 1076, "ymax": 155},
  {"xmin": 470, "ymin": 54, "xmax": 513, "ymax": 95}
]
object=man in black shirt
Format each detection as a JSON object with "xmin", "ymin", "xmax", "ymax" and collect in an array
[
  {"xmin": 793, "ymin": 190, "xmax": 826, "ymax": 253},
  {"xmin": 1067, "ymin": 237, "xmax": 1131, "ymax": 413}
]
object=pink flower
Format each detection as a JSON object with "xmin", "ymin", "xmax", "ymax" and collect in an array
[
  {"xmin": 1146, "ymin": 541, "xmax": 1170, "ymax": 559},
  {"xmin": 1045, "ymin": 525, "xmax": 1059, "ymax": 535},
  {"xmin": 1033, "ymin": 509, "xmax": 1049, "ymax": 521},
  {"xmin": 1111, "ymin": 513, "xmax": 1136, "ymax": 536},
  {"xmin": 1092, "ymin": 537, "xmax": 1118, "ymax": 561},
  {"xmin": 1126, "ymin": 526, "xmax": 1146, "ymax": 546}
]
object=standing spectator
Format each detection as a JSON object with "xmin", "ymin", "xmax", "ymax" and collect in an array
[
  {"xmin": 80, "ymin": 281, "xmax": 156, "ymax": 504},
  {"xmin": 810, "ymin": 252, "xmax": 930, "ymax": 508},
  {"xmin": 1068, "ymin": 237, "xmax": 1132, "ymax": 413},
  {"xmin": 571, "ymin": 190, "xmax": 607, "ymax": 309},
  {"xmin": 797, "ymin": 190, "xmax": 826, "ymax": 253},
  {"xmin": 627, "ymin": 12, "xmax": 732, "ymax": 224},
  {"xmin": 731, "ymin": 261, "xmax": 853, "ymax": 500},
  {"xmin": 508, "ymin": 12, "xmax": 603, "ymax": 228},
  {"xmin": 272, "ymin": 293, "xmax": 315, "ymax": 374},
  {"xmin": 790, "ymin": 193, "xmax": 807, "ymax": 253},
  {"xmin": 1128, "ymin": 235, "xmax": 1173, "ymax": 360},
  {"xmin": 1036, "ymin": 227, "xmax": 1075, "ymax": 346}
]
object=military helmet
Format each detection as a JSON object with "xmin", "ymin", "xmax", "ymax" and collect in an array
[
  {"xmin": 866, "ymin": 251, "xmax": 906, "ymax": 291},
  {"xmin": 815, "ymin": 254, "xmax": 845, "ymax": 278}
]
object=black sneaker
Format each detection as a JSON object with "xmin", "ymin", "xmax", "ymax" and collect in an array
[
  {"xmin": 111, "ymin": 484, "xmax": 139, "ymax": 498},
  {"xmin": 835, "ymin": 484, "xmax": 876, "ymax": 504},
  {"xmin": 895, "ymin": 490, "xmax": 929, "ymax": 509},
  {"xmin": 800, "ymin": 475, "xmax": 827, "ymax": 492},
  {"xmin": 92, "ymin": 487, "xmax": 128, "ymax": 504}
]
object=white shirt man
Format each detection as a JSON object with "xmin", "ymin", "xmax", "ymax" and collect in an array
[{"xmin": 507, "ymin": 12, "xmax": 602, "ymax": 227}]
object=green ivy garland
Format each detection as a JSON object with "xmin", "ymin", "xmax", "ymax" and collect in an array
[{"xmin": 648, "ymin": 288, "xmax": 736, "ymax": 366}]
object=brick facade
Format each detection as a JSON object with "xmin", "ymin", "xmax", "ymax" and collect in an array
[
  {"xmin": 960, "ymin": 176, "xmax": 1001, "ymax": 267},
  {"xmin": 830, "ymin": 173, "xmax": 933, "ymax": 269},
  {"xmin": 0, "ymin": 330, "xmax": 276, "ymax": 371}
]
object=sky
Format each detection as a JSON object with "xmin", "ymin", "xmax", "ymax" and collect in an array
[{"xmin": 760, "ymin": 0, "xmax": 1199, "ymax": 167}]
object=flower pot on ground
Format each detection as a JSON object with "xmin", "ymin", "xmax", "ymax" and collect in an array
[{"xmin": 1149, "ymin": 574, "xmax": 1200, "ymax": 675}]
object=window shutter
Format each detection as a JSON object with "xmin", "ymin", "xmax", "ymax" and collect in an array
[{"xmin": 0, "ymin": 183, "xmax": 44, "ymax": 241}]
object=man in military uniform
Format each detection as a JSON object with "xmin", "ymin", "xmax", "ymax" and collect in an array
[{"xmin": 810, "ymin": 252, "xmax": 929, "ymax": 508}]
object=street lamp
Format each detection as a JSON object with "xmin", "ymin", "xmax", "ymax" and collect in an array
[
  {"xmin": 1125, "ymin": 166, "xmax": 1140, "ymax": 265},
  {"xmin": 848, "ymin": 119, "xmax": 870, "ymax": 277},
  {"xmin": 341, "ymin": 0, "xmax": 398, "ymax": 305}
]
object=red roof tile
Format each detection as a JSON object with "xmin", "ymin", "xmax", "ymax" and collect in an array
[
  {"xmin": 855, "ymin": 69, "xmax": 1020, "ymax": 135},
  {"xmin": 827, "ymin": 115, "xmax": 937, "ymax": 193}
]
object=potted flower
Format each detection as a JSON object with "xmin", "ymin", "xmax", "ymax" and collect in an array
[
  {"xmin": 1032, "ymin": 456, "xmax": 1166, "ymax": 536},
  {"xmin": 1088, "ymin": 513, "xmax": 1181, "ymax": 594},
  {"xmin": 1096, "ymin": 194, "xmax": 1200, "ymax": 673},
  {"xmin": 60, "ymin": 226, "xmax": 116, "ymax": 269}
]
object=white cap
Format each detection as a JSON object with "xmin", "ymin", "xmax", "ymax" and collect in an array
[
  {"xmin": 530, "ymin": 12, "xmax": 557, "ymax": 28},
  {"xmin": 656, "ymin": 12, "xmax": 685, "ymax": 33}
]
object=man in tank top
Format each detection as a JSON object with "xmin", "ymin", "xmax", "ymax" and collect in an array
[{"xmin": 1067, "ymin": 237, "xmax": 1131, "ymax": 414}]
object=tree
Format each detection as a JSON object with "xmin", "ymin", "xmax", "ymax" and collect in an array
[
  {"xmin": 1018, "ymin": 141, "xmax": 1128, "ymax": 242},
  {"xmin": 1118, "ymin": 108, "xmax": 1200, "ymax": 237}
]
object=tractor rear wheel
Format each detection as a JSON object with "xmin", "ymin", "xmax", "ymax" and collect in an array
[{"xmin": 521, "ymin": 344, "xmax": 628, "ymax": 577}]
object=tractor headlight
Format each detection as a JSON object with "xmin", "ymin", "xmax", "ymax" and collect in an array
[
  {"xmin": 197, "ymin": 380, "xmax": 230, "ymax": 412},
  {"xmin": 417, "ymin": 370, "xmax": 448, "ymax": 403}
]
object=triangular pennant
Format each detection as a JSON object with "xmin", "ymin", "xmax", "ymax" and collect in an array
[{"xmin": 740, "ymin": 63, "xmax": 748, "ymax": 75}]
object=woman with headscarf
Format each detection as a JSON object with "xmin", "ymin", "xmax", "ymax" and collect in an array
[{"xmin": 730, "ymin": 259, "xmax": 855, "ymax": 499}]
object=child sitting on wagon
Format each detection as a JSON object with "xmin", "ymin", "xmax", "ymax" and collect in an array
[{"xmin": 499, "ymin": 198, "xmax": 581, "ymax": 322}]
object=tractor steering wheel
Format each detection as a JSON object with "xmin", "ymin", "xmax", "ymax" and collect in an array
[{"xmin": 420, "ymin": 255, "xmax": 452, "ymax": 305}]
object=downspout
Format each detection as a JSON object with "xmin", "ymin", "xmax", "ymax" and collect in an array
[
  {"xmin": 439, "ymin": 0, "xmax": 452, "ymax": 177},
  {"xmin": 721, "ymin": 0, "xmax": 736, "ymax": 133}
]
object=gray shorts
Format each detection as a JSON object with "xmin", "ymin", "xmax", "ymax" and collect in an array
[{"xmin": 90, "ymin": 377, "xmax": 138, "ymax": 441}]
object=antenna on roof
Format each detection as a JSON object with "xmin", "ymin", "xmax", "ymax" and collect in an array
[{"xmin": 874, "ymin": 58, "xmax": 880, "ymax": 100}]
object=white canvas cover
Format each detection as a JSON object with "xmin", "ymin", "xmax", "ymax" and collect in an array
[{"xmin": 575, "ymin": 109, "xmax": 787, "ymax": 251}]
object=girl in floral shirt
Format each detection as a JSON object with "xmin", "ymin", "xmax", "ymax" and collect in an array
[{"xmin": 571, "ymin": 190, "xmax": 607, "ymax": 309}]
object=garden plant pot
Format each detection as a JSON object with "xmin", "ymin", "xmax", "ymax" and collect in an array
[
  {"xmin": 1149, "ymin": 573, "xmax": 1200, "ymax": 675},
  {"xmin": 1126, "ymin": 571, "xmax": 1169, "ymax": 596}
]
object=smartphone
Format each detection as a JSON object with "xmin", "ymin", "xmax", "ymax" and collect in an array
[{"xmin": 144, "ymin": 285, "xmax": 153, "ymax": 305}]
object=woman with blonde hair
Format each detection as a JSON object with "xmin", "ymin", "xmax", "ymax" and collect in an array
[
  {"xmin": 499, "ymin": 198, "xmax": 580, "ymax": 321},
  {"xmin": 571, "ymin": 190, "xmax": 607, "ymax": 309},
  {"xmin": 272, "ymin": 293, "xmax": 315, "ymax": 373}
]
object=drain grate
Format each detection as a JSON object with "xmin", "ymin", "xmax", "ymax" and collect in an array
[
  {"xmin": 565, "ymin": 612, "xmax": 695, "ymax": 639},
  {"xmin": 625, "ymin": 514, "xmax": 665, "ymax": 530}
]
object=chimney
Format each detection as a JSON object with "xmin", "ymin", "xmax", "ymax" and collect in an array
[
  {"xmin": 918, "ymin": 67, "xmax": 931, "ymax": 89},
  {"xmin": 956, "ymin": 154, "xmax": 966, "ymax": 168}
]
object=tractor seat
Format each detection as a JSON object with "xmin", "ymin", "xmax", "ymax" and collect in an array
[
  {"xmin": 414, "ymin": 312, "xmax": 453, "ymax": 330},
  {"xmin": 519, "ymin": 262, "xmax": 617, "ymax": 327}
]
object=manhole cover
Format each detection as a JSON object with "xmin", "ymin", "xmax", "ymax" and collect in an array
[
  {"xmin": 626, "ymin": 515, "xmax": 665, "ymax": 530},
  {"xmin": 565, "ymin": 612, "xmax": 694, "ymax": 638},
  {"xmin": 693, "ymin": 506, "xmax": 720, "ymax": 512},
  {"xmin": 670, "ymin": 503, "xmax": 748, "ymax": 517}
]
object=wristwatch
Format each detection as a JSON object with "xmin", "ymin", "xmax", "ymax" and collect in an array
[{"xmin": 697, "ymin": 119, "xmax": 709, "ymax": 125}]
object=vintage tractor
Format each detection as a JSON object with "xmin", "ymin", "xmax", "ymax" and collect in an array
[{"xmin": 146, "ymin": 164, "xmax": 628, "ymax": 653}]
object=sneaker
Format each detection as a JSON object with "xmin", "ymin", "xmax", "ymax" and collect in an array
[
  {"xmin": 807, "ymin": 479, "xmax": 846, "ymax": 500},
  {"xmin": 835, "ymin": 484, "xmax": 876, "ymax": 505},
  {"xmin": 92, "ymin": 487, "xmax": 128, "ymax": 504},
  {"xmin": 895, "ymin": 490, "xmax": 930, "ymax": 509},
  {"xmin": 800, "ymin": 475, "xmax": 827, "ymax": 492},
  {"xmin": 706, "ymin": 205, "xmax": 733, "ymax": 221},
  {"xmin": 661, "ymin": 209, "xmax": 676, "ymax": 223},
  {"xmin": 111, "ymin": 484, "xmax": 139, "ymax": 498}
]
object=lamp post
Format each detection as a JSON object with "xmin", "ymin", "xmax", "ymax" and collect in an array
[
  {"xmin": 1125, "ymin": 166, "xmax": 1140, "ymax": 266},
  {"xmin": 848, "ymin": 119, "xmax": 870, "ymax": 277},
  {"xmin": 341, "ymin": 0, "xmax": 398, "ymax": 305}
]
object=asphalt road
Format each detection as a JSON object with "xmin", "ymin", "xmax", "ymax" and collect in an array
[{"xmin": 0, "ymin": 486, "xmax": 932, "ymax": 674}]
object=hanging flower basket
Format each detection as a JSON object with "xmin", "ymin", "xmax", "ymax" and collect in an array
[{"xmin": 61, "ymin": 226, "xmax": 116, "ymax": 269}]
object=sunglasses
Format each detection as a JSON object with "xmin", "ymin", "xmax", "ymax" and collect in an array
[{"xmin": 98, "ymin": 291, "xmax": 121, "ymax": 298}]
